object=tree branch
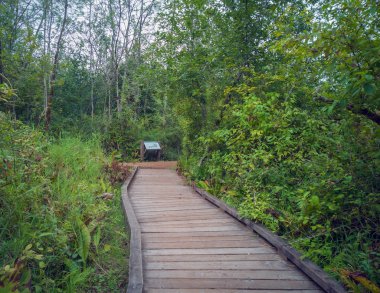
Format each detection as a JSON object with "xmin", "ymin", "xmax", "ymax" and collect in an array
[{"xmin": 314, "ymin": 96, "xmax": 380, "ymax": 125}]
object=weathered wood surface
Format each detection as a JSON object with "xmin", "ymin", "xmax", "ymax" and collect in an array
[
  {"xmin": 121, "ymin": 168, "xmax": 143, "ymax": 293},
  {"xmin": 194, "ymin": 187, "xmax": 347, "ymax": 293},
  {"xmin": 126, "ymin": 168, "xmax": 345, "ymax": 292}
]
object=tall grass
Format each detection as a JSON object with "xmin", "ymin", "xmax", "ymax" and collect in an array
[{"xmin": 0, "ymin": 114, "xmax": 128, "ymax": 292}]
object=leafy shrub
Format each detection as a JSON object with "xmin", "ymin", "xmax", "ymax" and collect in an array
[{"xmin": 180, "ymin": 89, "xmax": 380, "ymax": 290}]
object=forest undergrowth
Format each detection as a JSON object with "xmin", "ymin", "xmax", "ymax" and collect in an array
[{"xmin": 0, "ymin": 113, "xmax": 130, "ymax": 292}]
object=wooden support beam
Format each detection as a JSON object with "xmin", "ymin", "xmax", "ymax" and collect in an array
[{"xmin": 121, "ymin": 167, "xmax": 143, "ymax": 293}]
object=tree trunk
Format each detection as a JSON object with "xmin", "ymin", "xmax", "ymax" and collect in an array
[
  {"xmin": 116, "ymin": 67, "xmax": 121, "ymax": 112},
  {"xmin": 89, "ymin": 0, "xmax": 94, "ymax": 119},
  {"xmin": 42, "ymin": 0, "xmax": 48, "ymax": 115},
  {"xmin": 45, "ymin": 0, "xmax": 68, "ymax": 131}
]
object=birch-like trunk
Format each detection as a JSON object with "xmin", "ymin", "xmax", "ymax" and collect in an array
[{"xmin": 45, "ymin": 0, "xmax": 68, "ymax": 131}]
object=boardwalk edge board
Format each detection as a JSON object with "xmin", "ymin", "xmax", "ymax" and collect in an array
[
  {"xmin": 193, "ymin": 186, "xmax": 347, "ymax": 293},
  {"xmin": 121, "ymin": 167, "xmax": 143, "ymax": 293}
]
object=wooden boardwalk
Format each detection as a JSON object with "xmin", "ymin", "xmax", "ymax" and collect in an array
[{"xmin": 126, "ymin": 168, "xmax": 326, "ymax": 292}]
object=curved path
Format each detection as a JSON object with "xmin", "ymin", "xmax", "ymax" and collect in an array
[{"xmin": 127, "ymin": 167, "xmax": 327, "ymax": 292}]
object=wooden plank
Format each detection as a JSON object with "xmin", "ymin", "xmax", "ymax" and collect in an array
[
  {"xmin": 141, "ymin": 225, "xmax": 244, "ymax": 233},
  {"xmin": 144, "ymin": 278, "xmax": 320, "ymax": 290},
  {"xmin": 132, "ymin": 197, "xmax": 203, "ymax": 201},
  {"xmin": 138, "ymin": 215, "xmax": 227, "ymax": 222},
  {"xmin": 142, "ymin": 240, "xmax": 268, "ymax": 249},
  {"xmin": 133, "ymin": 205, "xmax": 209, "ymax": 210},
  {"xmin": 145, "ymin": 289, "xmax": 323, "ymax": 293},
  {"xmin": 135, "ymin": 209, "xmax": 226, "ymax": 218},
  {"xmin": 132, "ymin": 204, "xmax": 213, "ymax": 210},
  {"xmin": 130, "ymin": 195, "xmax": 194, "ymax": 198},
  {"xmin": 135, "ymin": 209, "xmax": 217, "ymax": 216},
  {"xmin": 133, "ymin": 202, "xmax": 220, "ymax": 210},
  {"xmin": 144, "ymin": 260, "xmax": 295, "ymax": 271},
  {"xmin": 134, "ymin": 177, "xmax": 179, "ymax": 180},
  {"xmin": 143, "ymin": 247, "xmax": 276, "ymax": 255},
  {"xmin": 140, "ymin": 224, "xmax": 245, "ymax": 230},
  {"xmin": 130, "ymin": 190, "xmax": 192, "ymax": 194},
  {"xmin": 133, "ymin": 178, "xmax": 178, "ymax": 180},
  {"xmin": 131, "ymin": 190, "xmax": 190, "ymax": 192},
  {"xmin": 129, "ymin": 192, "xmax": 191, "ymax": 195},
  {"xmin": 133, "ymin": 177, "xmax": 182, "ymax": 180},
  {"xmin": 133, "ymin": 198, "xmax": 203, "ymax": 203},
  {"xmin": 139, "ymin": 218, "xmax": 236, "ymax": 226},
  {"xmin": 144, "ymin": 269, "xmax": 307, "ymax": 280},
  {"xmin": 141, "ymin": 235, "xmax": 258, "ymax": 243},
  {"xmin": 131, "ymin": 185, "xmax": 189, "ymax": 187},
  {"xmin": 140, "ymin": 220, "xmax": 239, "ymax": 229},
  {"xmin": 133, "ymin": 206, "xmax": 215, "ymax": 213},
  {"xmin": 138, "ymin": 213, "xmax": 227, "ymax": 223},
  {"xmin": 140, "ymin": 218, "xmax": 236, "ymax": 228},
  {"xmin": 131, "ymin": 186, "xmax": 190, "ymax": 190},
  {"xmin": 131, "ymin": 194, "xmax": 195, "ymax": 198},
  {"xmin": 143, "ymin": 253, "xmax": 284, "ymax": 262},
  {"xmin": 141, "ymin": 230, "xmax": 252, "ymax": 237},
  {"xmin": 132, "ymin": 180, "xmax": 183, "ymax": 183},
  {"xmin": 131, "ymin": 195, "xmax": 202, "ymax": 200},
  {"xmin": 132, "ymin": 197, "xmax": 196, "ymax": 201},
  {"xmin": 132, "ymin": 188, "xmax": 187, "ymax": 192}
]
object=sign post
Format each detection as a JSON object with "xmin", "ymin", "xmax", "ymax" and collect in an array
[{"xmin": 140, "ymin": 141, "xmax": 161, "ymax": 161}]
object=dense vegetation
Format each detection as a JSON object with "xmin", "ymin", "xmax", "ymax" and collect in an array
[
  {"xmin": 0, "ymin": 115, "xmax": 129, "ymax": 291},
  {"xmin": 1, "ymin": 0, "xmax": 379, "ymax": 291}
]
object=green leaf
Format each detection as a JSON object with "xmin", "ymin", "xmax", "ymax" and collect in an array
[
  {"xmin": 310, "ymin": 195, "xmax": 320, "ymax": 207},
  {"xmin": 75, "ymin": 218, "xmax": 91, "ymax": 265},
  {"xmin": 103, "ymin": 244, "xmax": 111, "ymax": 252},
  {"xmin": 363, "ymin": 83, "xmax": 376, "ymax": 95},
  {"xmin": 93, "ymin": 226, "xmax": 101, "ymax": 254},
  {"xmin": 20, "ymin": 269, "xmax": 32, "ymax": 286},
  {"xmin": 24, "ymin": 244, "xmax": 32, "ymax": 251}
]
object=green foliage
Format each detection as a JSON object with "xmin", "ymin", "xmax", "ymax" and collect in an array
[
  {"xmin": 100, "ymin": 110, "xmax": 140, "ymax": 160},
  {"xmin": 74, "ymin": 217, "xmax": 91, "ymax": 267},
  {"xmin": 180, "ymin": 76, "xmax": 379, "ymax": 289},
  {"xmin": 100, "ymin": 106, "xmax": 182, "ymax": 161},
  {"xmin": 175, "ymin": 1, "xmax": 380, "ymax": 290},
  {"xmin": 0, "ymin": 113, "xmax": 128, "ymax": 291},
  {"xmin": 0, "ymin": 82, "xmax": 16, "ymax": 103},
  {"xmin": 1, "ymin": 0, "xmax": 379, "ymax": 291}
]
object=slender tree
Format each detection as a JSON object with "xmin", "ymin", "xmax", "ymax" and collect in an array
[{"xmin": 45, "ymin": 0, "xmax": 68, "ymax": 131}]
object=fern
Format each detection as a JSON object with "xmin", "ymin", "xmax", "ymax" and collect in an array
[
  {"xmin": 75, "ymin": 217, "xmax": 91, "ymax": 266},
  {"xmin": 92, "ymin": 226, "xmax": 101, "ymax": 254}
]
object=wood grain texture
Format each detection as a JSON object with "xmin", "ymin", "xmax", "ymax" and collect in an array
[
  {"xmin": 125, "ymin": 168, "xmax": 338, "ymax": 292},
  {"xmin": 121, "ymin": 168, "xmax": 143, "ymax": 293},
  {"xmin": 144, "ymin": 288, "xmax": 321, "ymax": 293},
  {"xmin": 144, "ymin": 278, "xmax": 320, "ymax": 290},
  {"xmin": 143, "ymin": 253, "xmax": 284, "ymax": 262},
  {"xmin": 144, "ymin": 269, "xmax": 308, "ymax": 280},
  {"xmin": 194, "ymin": 186, "xmax": 347, "ymax": 293}
]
